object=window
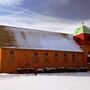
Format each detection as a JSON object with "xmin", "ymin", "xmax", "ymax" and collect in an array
[
  {"xmin": 72, "ymin": 54, "xmax": 76, "ymax": 63},
  {"xmin": 10, "ymin": 51, "xmax": 14, "ymax": 63},
  {"xmin": 75, "ymin": 38, "xmax": 80, "ymax": 42},
  {"xmin": 87, "ymin": 57, "xmax": 90, "ymax": 64},
  {"xmin": 64, "ymin": 53, "xmax": 67, "ymax": 62},
  {"xmin": 54, "ymin": 53, "xmax": 58, "ymax": 62},
  {"xmin": 88, "ymin": 51, "xmax": 90, "ymax": 57},
  {"xmin": 88, "ymin": 51, "xmax": 90, "ymax": 54},
  {"xmin": 45, "ymin": 53, "xmax": 48, "ymax": 63},
  {"xmin": 33, "ymin": 52, "xmax": 38, "ymax": 63},
  {"xmin": 87, "ymin": 51, "xmax": 90, "ymax": 64},
  {"xmin": 87, "ymin": 36, "xmax": 90, "ymax": 41}
]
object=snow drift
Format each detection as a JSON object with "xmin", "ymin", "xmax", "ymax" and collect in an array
[{"xmin": 0, "ymin": 72, "xmax": 90, "ymax": 90}]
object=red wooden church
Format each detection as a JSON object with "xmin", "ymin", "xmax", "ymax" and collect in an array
[{"xmin": 0, "ymin": 24, "xmax": 89, "ymax": 73}]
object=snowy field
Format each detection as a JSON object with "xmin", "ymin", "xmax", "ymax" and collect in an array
[{"xmin": 0, "ymin": 72, "xmax": 90, "ymax": 90}]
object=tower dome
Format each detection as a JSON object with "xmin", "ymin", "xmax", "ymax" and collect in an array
[
  {"xmin": 73, "ymin": 24, "xmax": 90, "ymax": 45},
  {"xmin": 74, "ymin": 25, "xmax": 90, "ymax": 36}
]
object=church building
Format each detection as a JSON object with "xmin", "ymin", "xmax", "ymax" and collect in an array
[{"xmin": 0, "ymin": 24, "xmax": 89, "ymax": 73}]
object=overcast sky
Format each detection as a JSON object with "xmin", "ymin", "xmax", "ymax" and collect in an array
[{"xmin": 0, "ymin": 0, "xmax": 90, "ymax": 34}]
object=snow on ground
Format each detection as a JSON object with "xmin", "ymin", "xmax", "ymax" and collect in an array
[{"xmin": 0, "ymin": 72, "xmax": 90, "ymax": 90}]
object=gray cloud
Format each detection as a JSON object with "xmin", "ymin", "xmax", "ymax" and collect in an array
[
  {"xmin": 0, "ymin": 0, "xmax": 90, "ymax": 34},
  {"xmin": 22, "ymin": 0, "xmax": 90, "ymax": 20}
]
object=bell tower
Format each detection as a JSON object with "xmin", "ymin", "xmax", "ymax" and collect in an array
[{"xmin": 73, "ymin": 23, "xmax": 90, "ymax": 70}]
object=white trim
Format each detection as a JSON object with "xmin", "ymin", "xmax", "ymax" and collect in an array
[
  {"xmin": 87, "ymin": 63, "xmax": 90, "ymax": 64},
  {"xmin": 88, "ymin": 54, "xmax": 90, "ymax": 57}
]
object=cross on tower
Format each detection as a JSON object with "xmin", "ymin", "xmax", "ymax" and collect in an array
[{"xmin": 81, "ymin": 21, "xmax": 84, "ymax": 26}]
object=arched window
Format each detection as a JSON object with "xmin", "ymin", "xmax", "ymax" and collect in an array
[
  {"xmin": 34, "ymin": 52, "xmax": 38, "ymax": 64},
  {"xmin": 72, "ymin": 53, "xmax": 76, "ymax": 63},
  {"xmin": 10, "ymin": 51, "xmax": 14, "ymax": 63},
  {"xmin": 87, "ymin": 57, "xmax": 90, "ymax": 63},
  {"xmin": 87, "ymin": 51, "xmax": 90, "ymax": 64},
  {"xmin": 45, "ymin": 53, "xmax": 48, "ymax": 63},
  {"xmin": 64, "ymin": 53, "xmax": 67, "ymax": 62},
  {"xmin": 54, "ymin": 53, "xmax": 58, "ymax": 63}
]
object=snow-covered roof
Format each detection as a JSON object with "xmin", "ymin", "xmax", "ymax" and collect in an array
[{"xmin": 0, "ymin": 25, "xmax": 82, "ymax": 52}]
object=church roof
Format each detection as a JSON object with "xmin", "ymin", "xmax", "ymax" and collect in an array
[
  {"xmin": 74, "ymin": 25, "xmax": 90, "ymax": 36},
  {"xmin": 0, "ymin": 25, "xmax": 82, "ymax": 52}
]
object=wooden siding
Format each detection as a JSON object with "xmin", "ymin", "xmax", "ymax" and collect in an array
[{"xmin": 0, "ymin": 48, "xmax": 85, "ymax": 73}]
